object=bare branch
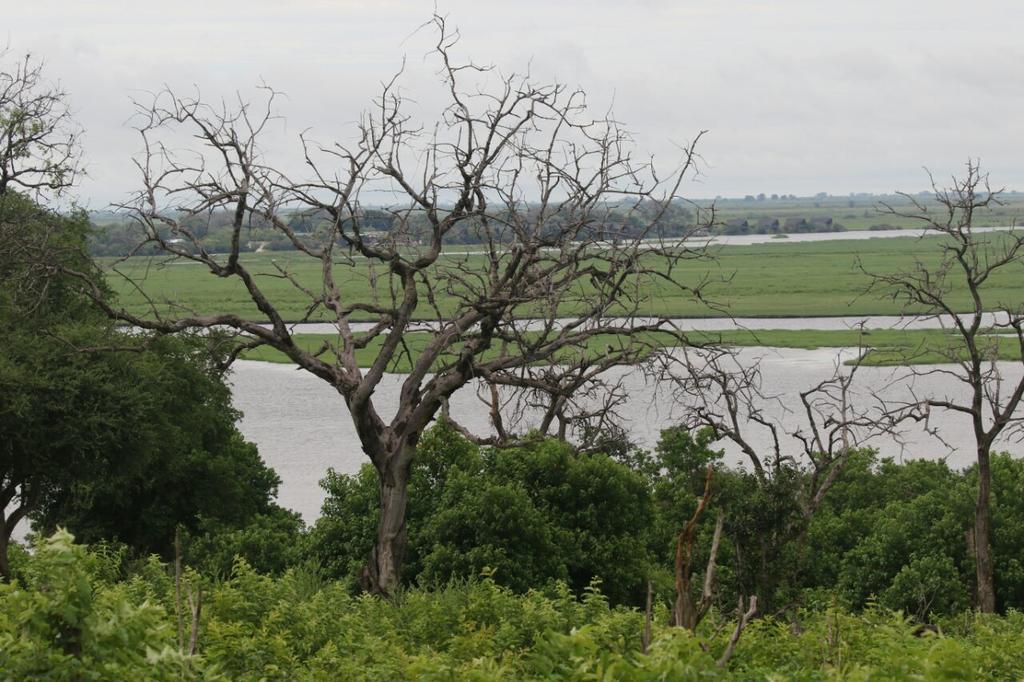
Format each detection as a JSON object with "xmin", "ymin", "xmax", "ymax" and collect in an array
[{"xmin": 717, "ymin": 595, "xmax": 758, "ymax": 669}]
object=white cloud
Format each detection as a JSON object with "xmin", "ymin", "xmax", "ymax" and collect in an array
[{"xmin": 5, "ymin": 0, "xmax": 1024, "ymax": 204}]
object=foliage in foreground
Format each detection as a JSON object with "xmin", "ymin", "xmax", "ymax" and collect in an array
[{"xmin": 3, "ymin": 531, "xmax": 1024, "ymax": 681}]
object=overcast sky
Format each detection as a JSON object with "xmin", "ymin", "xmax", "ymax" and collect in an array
[{"xmin": 5, "ymin": 0, "xmax": 1024, "ymax": 207}]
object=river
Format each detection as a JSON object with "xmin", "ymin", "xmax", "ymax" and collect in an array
[
  {"xmin": 693, "ymin": 225, "xmax": 1015, "ymax": 247},
  {"xmin": 268, "ymin": 312, "xmax": 1012, "ymax": 336}
]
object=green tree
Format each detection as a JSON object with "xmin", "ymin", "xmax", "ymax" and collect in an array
[
  {"xmin": 0, "ymin": 52, "xmax": 81, "ymax": 198},
  {"xmin": 26, "ymin": 334, "xmax": 292, "ymax": 559},
  {"xmin": 182, "ymin": 507, "xmax": 306, "ymax": 577},
  {"xmin": 980, "ymin": 453, "xmax": 1024, "ymax": 611},
  {"xmin": 421, "ymin": 437, "xmax": 654, "ymax": 603},
  {"xmin": 310, "ymin": 423, "xmax": 655, "ymax": 604},
  {"xmin": 0, "ymin": 191, "xmax": 106, "ymax": 578},
  {"xmin": 0, "ymin": 191, "xmax": 295, "ymax": 577}
]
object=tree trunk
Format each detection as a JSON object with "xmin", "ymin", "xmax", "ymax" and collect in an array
[
  {"xmin": 674, "ymin": 582, "xmax": 699, "ymax": 631},
  {"xmin": 0, "ymin": 504, "xmax": 18, "ymax": 583},
  {"xmin": 362, "ymin": 457, "xmax": 411, "ymax": 597},
  {"xmin": 975, "ymin": 447, "xmax": 996, "ymax": 613},
  {"xmin": 0, "ymin": 528, "xmax": 9, "ymax": 583}
]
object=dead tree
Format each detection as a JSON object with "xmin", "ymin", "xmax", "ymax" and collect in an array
[
  {"xmin": 659, "ymin": 338, "xmax": 892, "ymax": 516},
  {"xmin": 716, "ymin": 595, "xmax": 758, "ymax": 669},
  {"xmin": 446, "ymin": 335, "xmax": 658, "ymax": 453},
  {"xmin": 653, "ymin": 335, "xmax": 904, "ymax": 601},
  {"xmin": 70, "ymin": 16, "xmax": 712, "ymax": 596},
  {"xmin": 671, "ymin": 465, "xmax": 723, "ymax": 631},
  {"xmin": 863, "ymin": 161, "xmax": 1024, "ymax": 613}
]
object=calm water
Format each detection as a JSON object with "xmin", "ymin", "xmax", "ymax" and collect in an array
[
  {"xmin": 12, "ymin": 340, "xmax": 1015, "ymax": 544},
  {"xmin": 427, "ymin": 226, "xmax": 1017, "ymax": 253},
  {"xmin": 273, "ymin": 312, "xmax": 1010, "ymax": 336},
  {"xmin": 695, "ymin": 225, "xmax": 1014, "ymax": 247},
  {"xmin": 230, "ymin": 348, "xmax": 1024, "ymax": 523}
]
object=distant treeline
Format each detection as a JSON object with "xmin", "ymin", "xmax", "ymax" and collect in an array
[
  {"xmin": 80, "ymin": 189, "xmax": 1024, "ymax": 256},
  {"xmin": 87, "ymin": 201, "xmax": 699, "ymax": 257},
  {"xmin": 717, "ymin": 216, "xmax": 846, "ymax": 236}
]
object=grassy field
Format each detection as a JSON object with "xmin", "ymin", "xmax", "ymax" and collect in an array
[{"xmin": 103, "ymin": 232, "xmax": 1024, "ymax": 322}]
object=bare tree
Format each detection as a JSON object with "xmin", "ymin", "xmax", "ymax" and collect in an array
[
  {"xmin": 652, "ymin": 334, "xmax": 909, "ymax": 603},
  {"xmin": 659, "ymin": 338, "xmax": 890, "ymax": 517},
  {"xmin": 70, "ymin": 17, "xmax": 712, "ymax": 595},
  {"xmin": 670, "ymin": 465, "xmax": 724, "ymax": 631},
  {"xmin": 446, "ymin": 330, "xmax": 664, "ymax": 453},
  {"xmin": 0, "ymin": 51, "xmax": 82, "ymax": 199},
  {"xmin": 863, "ymin": 161, "xmax": 1024, "ymax": 613}
]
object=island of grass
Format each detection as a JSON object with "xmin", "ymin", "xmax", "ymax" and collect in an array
[{"xmin": 238, "ymin": 327, "xmax": 1022, "ymax": 368}]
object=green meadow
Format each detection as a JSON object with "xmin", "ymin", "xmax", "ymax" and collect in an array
[
  {"xmin": 104, "ymin": 232, "xmax": 1023, "ymax": 322},
  {"xmin": 102, "ymin": 233, "xmax": 1023, "ymax": 366}
]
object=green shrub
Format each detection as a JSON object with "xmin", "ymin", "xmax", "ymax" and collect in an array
[
  {"xmin": 0, "ymin": 530, "xmax": 206, "ymax": 681},
  {"xmin": 6, "ymin": 531, "xmax": 1024, "ymax": 680}
]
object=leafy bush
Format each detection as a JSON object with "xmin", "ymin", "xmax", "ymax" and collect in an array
[
  {"xmin": 309, "ymin": 422, "xmax": 1024, "ymax": 617},
  {"xmin": 7, "ymin": 532, "xmax": 1024, "ymax": 680},
  {"xmin": 184, "ymin": 507, "xmax": 307, "ymax": 577},
  {"xmin": 0, "ymin": 531, "xmax": 202, "ymax": 681}
]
